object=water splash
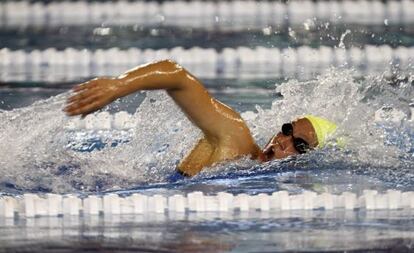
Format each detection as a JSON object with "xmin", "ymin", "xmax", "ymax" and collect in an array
[
  {"xmin": 242, "ymin": 69, "xmax": 413, "ymax": 190},
  {"xmin": 0, "ymin": 69, "xmax": 412, "ymax": 193},
  {"xmin": 0, "ymin": 90, "xmax": 200, "ymax": 193},
  {"xmin": 338, "ymin": 29, "xmax": 351, "ymax": 49}
]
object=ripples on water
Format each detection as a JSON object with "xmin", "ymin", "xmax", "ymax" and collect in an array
[{"xmin": 0, "ymin": 211, "xmax": 413, "ymax": 253}]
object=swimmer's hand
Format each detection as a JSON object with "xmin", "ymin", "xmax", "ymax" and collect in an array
[{"xmin": 64, "ymin": 78, "xmax": 123, "ymax": 117}]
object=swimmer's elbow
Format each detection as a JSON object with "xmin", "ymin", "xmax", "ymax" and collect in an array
[
  {"xmin": 158, "ymin": 60, "xmax": 185, "ymax": 76},
  {"xmin": 159, "ymin": 59, "xmax": 181, "ymax": 68},
  {"xmin": 158, "ymin": 59, "xmax": 197, "ymax": 90}
]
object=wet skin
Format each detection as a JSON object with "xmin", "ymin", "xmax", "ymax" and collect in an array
[
  {"xmin": 261, "ymin": 118, "xmax": 318, "ymax": 161},
  {"xmin": 64, "ymin": 60, "xmax": 317, "ymax": 176}
]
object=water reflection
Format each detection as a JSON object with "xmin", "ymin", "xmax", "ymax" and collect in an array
[{"xmin": 0, "ymin": 210, "xmax": 413, "ymax": 252}]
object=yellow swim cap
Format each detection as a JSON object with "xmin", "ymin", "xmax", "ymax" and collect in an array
[{"xmin": 304, "ymin": 115, "xmax": 337, "ymax": 147}]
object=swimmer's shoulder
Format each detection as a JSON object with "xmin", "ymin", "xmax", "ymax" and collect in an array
[
  {"xmin": 178, "ymin": 129, "xmax": 259, "ymax": 176},
  {"xmin": 212, "ymin": 122, "xmax": 261, "ymax": 161},
  {"xmin": 179, "ymin": 111, "xmax": 260, "ymax": 176}
]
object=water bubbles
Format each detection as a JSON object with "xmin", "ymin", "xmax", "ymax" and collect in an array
[
  {"xmin": 303, "ymin": 19, "xmax": 315, "ymax": 31},
  {"xmin": 150, "ymin": 29, "xmax": 160, "ymax": 36},
  {"xmin": 93, "ymin": 27, "xmax": 111, "ymax": 36},
  {"xmin": 262, "ymin": 26, "xmax": 272, "ymax": 36},
  {"xmin": 288, "ymin": 27, "xmax": 296, "ymax": 41},
  {"xmin": 244, "ymin": 69, "xmax": 413, "ymax": 171},
  {"xmin": 375, "ymin": 106, "xmax": 407, "ymax": 125},
  {"xmin": 338, "ymin": 29, "xmax": 351, "ymax": 49},
  {"xmin": 0, "ymin": 70, "xmax": 413, "ymax": 194},
  {"xmin": 155, "ymin": 14, "xmax": 165, "ymax": 23}
]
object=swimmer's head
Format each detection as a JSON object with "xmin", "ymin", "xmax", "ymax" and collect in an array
[
  {"xmin": 304, "ymin": 115, "xmax": 337, "ymax": 148},
  {"xmin": 262, "ymin": 116, "xmax": 337, "ymax": 161}
]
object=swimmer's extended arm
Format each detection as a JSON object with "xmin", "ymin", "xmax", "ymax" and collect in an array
[{"xmin": 64, "ymin": 60, "xmax": 250, "ymax": 142}]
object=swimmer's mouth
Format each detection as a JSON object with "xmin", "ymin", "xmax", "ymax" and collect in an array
[{"xmin": 263, "ymin": 146, "xmax": 276, "ymax": 161}]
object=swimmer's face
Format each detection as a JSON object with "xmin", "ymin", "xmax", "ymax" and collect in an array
[{"xmin": 262, "ymin": 118, "xmax": 318, "ymax": 161}]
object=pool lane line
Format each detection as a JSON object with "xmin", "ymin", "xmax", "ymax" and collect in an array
[
  {"xmin": 0, "ymin": 190, "xmax": 413, "ymax": 218},
  {"xmin": 0, "ymin": 45, "xmax": 413, "ymax": 82}
]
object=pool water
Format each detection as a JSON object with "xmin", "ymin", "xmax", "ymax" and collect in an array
[
  {"xmin": 1, "ymin": 24, "xmax": 413, "ymax": 51},
  {"xmin": 1, "ymin": 1, "xmax": 414, "ymax": 252},
  {"xmin": 1, "ymin": 74, "xmax": 413, "ymax": 252},
  {"xmin": 1, "ymin": 211, "xmax": 414, "ymax": 253},
  {"xmin": 0, "ymin": 78, "xmax": 276, "ymax": 112}
]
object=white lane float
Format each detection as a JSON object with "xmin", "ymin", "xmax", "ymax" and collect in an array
[
  {"xmin": 1, "ymin": 0, "xmax": 412, "ymax": 28},
  {"xmin": 1, "ymin": 190, "xmax": 414, "ymax": 218},
  {"xmin": 1, "ymin": 46, "xmax": 412, "ymax": 82}
]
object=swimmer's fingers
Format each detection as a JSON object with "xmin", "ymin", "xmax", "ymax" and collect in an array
[
  {"xmin": 65, "ymin": 92, "xmax": 116, "ymax": 116},
  {"xmin": 65, "ymin": 78, "xmax": 121, "ymax": 116},
  {"xmin": 67, "ymin": 88, "xmax": 100, "ymax": 104},
  {"xmin": 72, "ymin": 84, "xmax": 88, "ymax": 93},
  {"xmin": 72, "ymin": 80, "xmax": 101, "ymax": 92},
  {"xmin": 64, "ymin": 93, "xmax": 102, "ymax": 114},
  {"xmin": 66, "ymin": 100, "xmax": 103, "ymax": 117}
]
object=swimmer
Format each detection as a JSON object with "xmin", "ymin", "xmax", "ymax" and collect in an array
[{"xmin": 64, "ymin": 60, "xmax": 336, "ymax": 176}]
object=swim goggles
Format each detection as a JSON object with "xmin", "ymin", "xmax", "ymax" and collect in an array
[{"xmin": 281, "ymin": 123, "xmax": 310, "ymax": 154}]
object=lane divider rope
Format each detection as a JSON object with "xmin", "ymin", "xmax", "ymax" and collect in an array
[
  {"xmin": 0, "ymin": 46, "xmax": 413, "ymax": 81},
  {"xmin": 1, "ymin": 0, "xmax": 413, "ymax": 28},
  {"xmin": 0, "ymin": 190, "xmax": 413, "ymax": 218}
]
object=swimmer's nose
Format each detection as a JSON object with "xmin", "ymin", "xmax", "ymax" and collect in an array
[{"xmin": 273, "ymin": 132, "xmax": 293, "ymax": 151}]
